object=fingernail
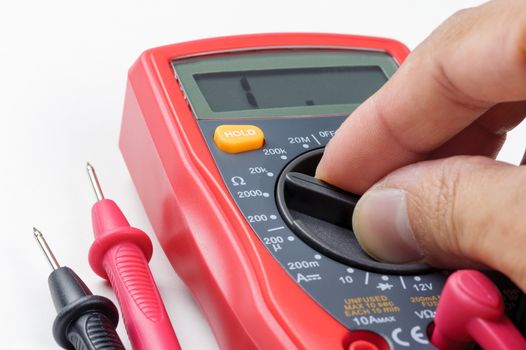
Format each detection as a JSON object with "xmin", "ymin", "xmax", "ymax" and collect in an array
[{"xmin": 353, "ymin": 188, "xmax": 423, "ymax": 263}]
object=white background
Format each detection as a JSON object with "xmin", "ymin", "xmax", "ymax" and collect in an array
[{"xmin": 1, "ymin": 0, "xmax": 524, "ymax": 349}]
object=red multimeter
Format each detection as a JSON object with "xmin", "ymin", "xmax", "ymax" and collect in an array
[{"xmin": 119, "ymin": 33, "xmax": 522, "ymax": 349}]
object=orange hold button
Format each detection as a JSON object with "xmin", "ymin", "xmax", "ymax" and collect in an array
[{"xmin": 213, "ymin": 125, "xmax": 265, "ymax": 153}]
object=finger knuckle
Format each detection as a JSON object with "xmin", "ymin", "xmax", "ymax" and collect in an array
[
  {"xmin": 414, "ymin": 157, "xmax": 526, "ymax": 274},
  {"xmin": 494, "ymin": 171, "xmax": 526, "ymax": 287},
  {"xmin": 407, "ymin": 157, "xmax": 466, "ymax": 261},
  {"xmin": 439, "ymin": 8, "xmax": 474, "ymax": 39},
  {"xmin": 431, "ymin": 157, "xmax": 465, "ymax": 255},
  {"xmin": 452, "ymin": 160, "xmax": 526, "ymax": 272},
  {"xmin": 448, "ymin": 8, "xmax": 471, "ymax": 22},
  {"xmin": 424, "ymin": 156, "xmax": 493, "ymax": 261}
]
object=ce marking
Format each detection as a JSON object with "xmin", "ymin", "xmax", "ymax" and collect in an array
[{"xmin": 391, "ymin": 326, "xmax": 428, "ymax": 347}]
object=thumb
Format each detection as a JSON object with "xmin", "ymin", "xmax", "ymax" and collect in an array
[{"xmin": 353, "ymin": 156, "xmax": 526, "ymax": 290}]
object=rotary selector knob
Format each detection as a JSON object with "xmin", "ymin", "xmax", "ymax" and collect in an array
[{"xmin": 276, "ymin": 148, "xmax": 430, "ymax": 274}]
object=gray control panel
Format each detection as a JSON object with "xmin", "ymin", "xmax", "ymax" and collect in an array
[{"xmin": 198, "ymin": 116, "xmax": 447, "ymax": 349}]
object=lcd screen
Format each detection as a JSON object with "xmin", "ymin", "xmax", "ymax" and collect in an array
[{"xmin": 193, "ymin": 66, "xmax": 387, "ymax": 112}]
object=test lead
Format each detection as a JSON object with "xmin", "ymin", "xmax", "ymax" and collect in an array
[
  {"xmin": 87, "ymin": 163, "xmax": 104, "ymax": 200},
  {"xmin": 34, "ymin": 228, "xmax": 125, "ymax": 350},
  {"xmin": 86, "ymin": 163, "xmax": 181, "ymax": 350}
]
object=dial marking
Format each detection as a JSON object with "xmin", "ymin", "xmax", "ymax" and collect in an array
[
  {"xmin": 400, "ymin": 276, "xmax": 407, "ymax": 289},
  {"xmin": 311, "ymin": 134, "xmax": 321, "ymax": 145}
]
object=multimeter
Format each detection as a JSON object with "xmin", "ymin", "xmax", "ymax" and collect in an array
[{"xmin": 119, "ymin": 33, "xmax": 522, "ymax": 349}]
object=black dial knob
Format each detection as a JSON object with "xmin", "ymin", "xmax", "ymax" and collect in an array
[{"xmin": 276, "ymin": 148, "xmax": 430, "ymax": 274}]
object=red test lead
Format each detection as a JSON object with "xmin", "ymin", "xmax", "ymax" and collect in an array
[
  {"xmin": 86, "ymin": 163, "xmax": 181, "ymax": 350},
  {"xmin": 432, "ymin": 270, "xmax": 526, "ymax": 350}
]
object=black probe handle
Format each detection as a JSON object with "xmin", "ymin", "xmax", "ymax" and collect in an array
[
  {"xmin": 49, "ymin": 267, "xmax": 125, "ymax": 350},
  {"xmin": 67, "ymin": 312, "xmax": 125, "ymax": 350}
]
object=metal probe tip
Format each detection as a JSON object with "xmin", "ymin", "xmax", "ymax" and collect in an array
[
  {"xmin": 33, "ymin": 227, "xmax": 61, "ymax": 271},
  {"xmin": 86, "ymin": 162, "xmax": 105, "ymax": 201}
]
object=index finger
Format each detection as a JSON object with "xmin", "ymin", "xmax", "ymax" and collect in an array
[{"xmin": 316, "ymin": 1, "xmax": 526, "ymax": 193}]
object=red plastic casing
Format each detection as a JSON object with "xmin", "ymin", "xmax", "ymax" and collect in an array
[{"xmin": 119, "ymin": 33, "xmax": 410, "ymax": 350}]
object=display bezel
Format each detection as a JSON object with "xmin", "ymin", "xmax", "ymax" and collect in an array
[{"xmin": 172, "ymin": 49, "xmax": 398, "ymax": 119}]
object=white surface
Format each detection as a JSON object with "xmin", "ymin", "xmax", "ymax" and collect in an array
[{"xmin": 1, "ymin": 0, "xmax": 524, "ymax": 349}]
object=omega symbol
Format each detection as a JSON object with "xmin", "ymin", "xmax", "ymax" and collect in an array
[{"xmin": 231, "ymin": 176, "xmax": 246, "ymax": 186}]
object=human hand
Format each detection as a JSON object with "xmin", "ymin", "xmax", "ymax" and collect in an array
[{"xmin": 316, "ymin": 0, "xmax": 526, "ymax": 290}]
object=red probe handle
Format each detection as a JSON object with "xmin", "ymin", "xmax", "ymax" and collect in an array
[
  {"xmin": 468, "ymin": 317, "xmax": 526, "ymax": 350},
  {"xmin": 103, "ymin": 242, "xmax": 181, "ymax": 350},
  {"xmin": 432, "ymin": 270, "xmax": 526, "ymax": 350},
  {"xmin": 88, "ymin": 199, "xmax": 181, "ymax": 350}
]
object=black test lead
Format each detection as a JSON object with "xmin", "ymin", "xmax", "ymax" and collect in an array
[{"xmin": 34, "ymin": 228, "xmax": 125, "ymax": 350}]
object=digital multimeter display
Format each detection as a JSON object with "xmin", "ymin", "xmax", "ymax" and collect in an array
[
  {"xmin": 173, "ymin": 50, "xmax": 398, "ymax": 119},
  {"xmin": 193, "ymin": 66, "xmax": 387, "ymax": 112}
]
